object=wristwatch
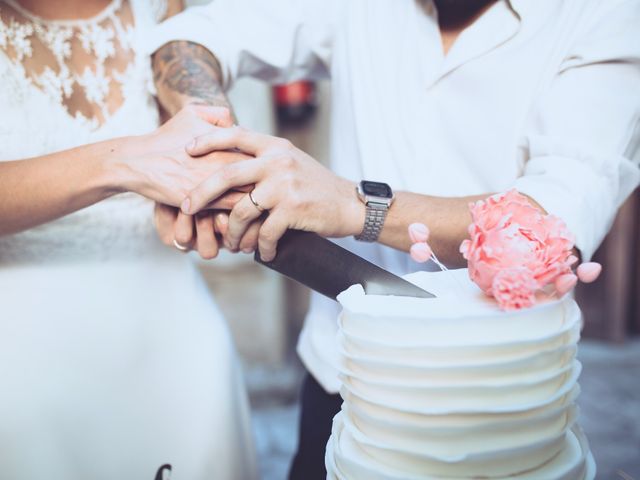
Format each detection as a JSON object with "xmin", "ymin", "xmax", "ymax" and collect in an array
[{"xmin": 354, "ymin": 180, "xmax": 395, "ymax": 242}]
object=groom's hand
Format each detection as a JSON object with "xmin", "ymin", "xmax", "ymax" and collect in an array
[
  {"xmin": 181, "ymin": 127, "xmax": 365, "ymax": 261},
  {"xmin": 145, "ymin": 105, "xmax": 256, "ymax": 258}
]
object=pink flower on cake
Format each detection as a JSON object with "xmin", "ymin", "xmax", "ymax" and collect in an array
[
  {"xmin": 459, "ymin": 189, "xmax": 598, "ymax": 310},
  {"xmin": 408, "ymin": 190, "xmax": 602, "ymax": 310},
  {"xmin": 491, "ymin": 268, "xmax": 538, "ymax": 310}
]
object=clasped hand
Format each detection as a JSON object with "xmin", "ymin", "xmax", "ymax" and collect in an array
[{"xmin": 154, "ymin": 116, "xmax": 365, "ymax": 261}]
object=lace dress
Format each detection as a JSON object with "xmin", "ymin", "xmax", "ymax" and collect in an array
[{"xmin": 0, "ymin": 2, "xmax": 257, "ymax": 478}]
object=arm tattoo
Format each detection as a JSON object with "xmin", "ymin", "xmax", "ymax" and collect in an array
[{"xmin": 152, "ymin": 41, "xmax": 231, "ymax": 115}]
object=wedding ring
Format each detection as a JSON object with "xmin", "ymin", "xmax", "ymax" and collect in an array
[
  {"xmin": 173, "ymin": 239, "xmax": 190, "ymax": 252},
  {"xmin": 248, "ymin": 190, "xmax": 265, "ymax": 213}
]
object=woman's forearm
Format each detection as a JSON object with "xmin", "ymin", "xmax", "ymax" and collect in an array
[
  {"xmin": 0, "ymin": 106, "xmax": 251, "ymax": 237},
  {"xmin": 0, "ymin": 138, "xmax": 132, "ymax": 236}
]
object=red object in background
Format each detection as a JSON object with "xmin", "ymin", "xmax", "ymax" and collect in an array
[{"xmin": 273, "ymin": 81, "xmax": 317, "ymax": 126}]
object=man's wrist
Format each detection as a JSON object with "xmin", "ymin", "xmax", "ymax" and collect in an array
[{"xmin": 341, "ymin": 180, "xmax": 367, "ymax": 237}]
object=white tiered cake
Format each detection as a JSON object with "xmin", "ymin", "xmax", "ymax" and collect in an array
[{"xmin": 326, "ymin": 269, "xmax": 595, "ymax": 479}]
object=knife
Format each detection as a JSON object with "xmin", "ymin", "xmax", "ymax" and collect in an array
[{"xmin": 254, "ymin": 230, "xmax": 435, "ymax": 300}]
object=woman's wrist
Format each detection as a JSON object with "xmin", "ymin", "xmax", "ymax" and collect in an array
[{"xmin": 99, "ymin": 135, "xmax": 148, "ymax": 195}]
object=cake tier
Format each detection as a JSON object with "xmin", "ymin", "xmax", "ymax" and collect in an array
[
  {"xmin": 327, "ymin": 415, "xmax": 595, "ymax": 480},
  {"xmin": 326, "ymin": 269, "xmax": 595, "ymax": 479}
]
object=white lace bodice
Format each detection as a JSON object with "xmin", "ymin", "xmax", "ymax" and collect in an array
[{"xmin": 0, "ymin": 0, "xmax": 168, "ymax": 265}]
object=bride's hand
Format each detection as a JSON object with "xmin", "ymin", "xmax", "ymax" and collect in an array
[
  {"xmin": 131, "ymin": 104, "xmax": 259, "ymax": 257},
  {"xmin": 114, "ymin": 105, "xmax": 245, "ymax": 206},
  {"xmin": 154, "ymin": 188, "xmax": 257, "ymax": 259}
]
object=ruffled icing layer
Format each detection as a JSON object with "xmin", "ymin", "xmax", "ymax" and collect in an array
[
  {"xmin": 327, "ymin": 417, "xmax": 595, "ymax": 480},
  {"xmin": 326, "ymin": 269, "xmax": 595, "ymax": 479}
]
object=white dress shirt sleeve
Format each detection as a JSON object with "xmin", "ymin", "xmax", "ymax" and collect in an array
[
  {"xmin": 144, "ymin": 0, "xmax": 337, "ymax": 88},
  {"xmin": 514, "ymin": 1, "xmax": 640, "ymax": 261}
]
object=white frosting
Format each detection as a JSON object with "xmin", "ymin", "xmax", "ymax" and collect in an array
[{"xmin": 326, "ymin": 269, "xmax": 595, "ymax": 479}]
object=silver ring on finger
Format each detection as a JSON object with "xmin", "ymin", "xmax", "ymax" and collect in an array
[
  {"xmin": 248, "ymin": 190, "xmax": 265, "ymax": 213},
  {"xmin": 173, "ymin": 238, "xmax": 190, "ymax": 252}
]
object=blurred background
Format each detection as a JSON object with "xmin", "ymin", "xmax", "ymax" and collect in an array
[
  {"xmin": 183, "ymin": 2, "xmax": 639, "ymax": 478},
  {"xmin": 191, "ymin": 77, "xmax": 640, "ymax": 480}
]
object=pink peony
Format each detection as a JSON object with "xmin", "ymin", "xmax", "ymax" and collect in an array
[
  {"xmin": 460, "ymin": 190, "xmax": 577, "ymax": 310},
  {"xmin": 491, "ymin": 268, "xmax": 538, "ymax": 311}
]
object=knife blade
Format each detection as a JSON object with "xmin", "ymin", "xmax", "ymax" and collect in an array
[{"xmin": 254, "ymin": 230, "xmax": 435, "ymax": 300}]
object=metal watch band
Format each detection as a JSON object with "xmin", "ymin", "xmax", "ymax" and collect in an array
[{"xmin": 354, "ymin": 203, "xmax": 388, "ymax": 242}]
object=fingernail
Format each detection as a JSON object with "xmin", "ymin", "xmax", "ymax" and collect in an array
[
  {"xmin": 216, "ymin": 213, "xmax": 228, "ymax": 226},
  {"xmin": 242, "ymin": 248, "xmax": 254, "ymax": 254},
  {"xmin": 181, "ymin": 198, "xmax": 191, "ymax": 214}
]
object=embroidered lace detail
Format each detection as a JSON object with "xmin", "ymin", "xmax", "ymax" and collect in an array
[
  {"xmin": 0, "ymin": 0, "xmax": 166, "ymax": 265},
  {"xmin": 0, "ymin": 0, "xmax": 145, "ymax": 128}
]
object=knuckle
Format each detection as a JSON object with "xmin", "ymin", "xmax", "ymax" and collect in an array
[
  {"xmin": 176, "ymin": 187, "xmax": 191, "ymax": 201},
  {"xmin": 230, "ymin": 125, "xmax": 246, "ymax": 138},
  {"xmin": 193, "ymin": 134, "xmax": 213, "ymax": 152},
  {"xmin": 259, "ymin": 228, "xmax": 276, "ymax": 244},
  {"xmin": 219, "ymin": 165, "xmax": 237, "ymax": 183},
  {"xmin": 234, "ymin": 206, "xmax": 253, "ymax": 223},
  {"xmin": 220, "ymin": 108, "xmax": 233, "ymax": 124},
  {"xmin": 281, "ymin": 172, "xmax": 299, "ymax": 191},
  {"xmin": 277, "ymin": 155, "xmax": 296, "ymax": 170},
  {"xmin": 287, "ymin": 191, "xmax": 306, "ymax": 210},
  {"xmin": 274, "ymin": 138, "xmax": 293, "ymax": 151}
]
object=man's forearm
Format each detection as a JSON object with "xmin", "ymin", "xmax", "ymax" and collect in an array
[
  {"xmin": 378, "ymin": 191, "xmax": 550, "ymax": 267},
  {"xmin": 152, "ymin": 41, "xmax": 233, "ymax": 116},
  {"xmin": 377, "ymin": 192, "xmax": 485, "ymax": 267}
]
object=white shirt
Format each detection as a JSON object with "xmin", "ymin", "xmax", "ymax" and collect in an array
[{"xmin": 148, "ymin": 0, "xmax": 640, "ymax": 393}]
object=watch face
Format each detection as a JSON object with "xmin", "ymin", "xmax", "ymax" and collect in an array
[{"xmin": 361, "ymin": 181, "xmax": 393, "ymax": 198}]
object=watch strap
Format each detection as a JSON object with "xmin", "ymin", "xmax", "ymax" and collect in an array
[{"xmin": 354, "ymin": 203, "xmax": 388, "ymax": 242}]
